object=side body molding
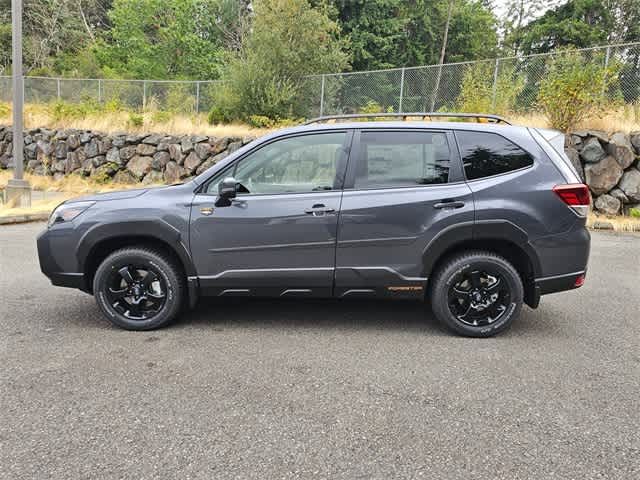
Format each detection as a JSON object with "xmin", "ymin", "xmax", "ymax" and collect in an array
[
  {"xmin": 421, "ymin": 220, "xmax": 542, "ymax": 278},
  {"xmin": 76, "ymin": 219, "xmax": 197, "ymax": 278}
]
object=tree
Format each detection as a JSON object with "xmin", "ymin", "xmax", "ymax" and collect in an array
[
  {"xmin": 93, "ymin": 0, "xmax": 227, "ymax": 79},
  {"xmin": 330, "ymin": 0, "xmax": 439, "ymax": 70},
  {"xmin": 0, "ymin": 0, "xmax": 110, "ymax": 75},
  {"xmin": 444, "ymin": 0, "xmax": 498, "ymax": 62},
  {"xmin": 517, "ymin": 0, "xmax": 613, "ymax": 54},
  {"xmin": 214, "ymin": 0, "xmax": 349, "ymax": 121},
  {"xmin": 329, "ymin": 0, "xmax": 498, "ymax": 71},
  {"xmin": 605, "ymin": 0, "xmax": 640, "ymax": 42},
  {"xmin": 501, "ymin": 0, "xmax": 552, "ymax": 54}
]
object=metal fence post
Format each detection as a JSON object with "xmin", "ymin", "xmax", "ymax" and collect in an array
[
  {"xmin": 399, "ymin": 67, "xmax": 405, "ymax": 113},
  {"xmin": 602, "ymin": 46, "xmax": 611, "ymax": 96},
  {"xmin": 491, "ymin": 58, "xmax": 500, "ymax": 111},
  {"xmin": 195, "ymin": 81, "xmax": 200, "ymax": 114},
  {"xmin": 56, "ymin": 78, "xmax": 61, "ymax": 101},
  {"xmin": 142, "ymin": 80, "xmax": 147, "ymax": 110},
  {"xmin": 97, "ymin": 79, "xmax": 102, "ymax": 103},
  {"xmin": 319, "ymin": 74, "xmax": 326, "ymax": 117}
]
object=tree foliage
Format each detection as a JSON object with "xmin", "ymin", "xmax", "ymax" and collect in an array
[
  {"xmin": 93, "ymin": 0, "xmax": 227, "ymax": 79},
  {"xmin": 213, "ymin": 0, "xmax": 349, "ymax": 121},
  {"xmin": 330, "ymin": 0, "xmax": 498, "ymax": 71},
  {"xmin": 516, "ymin": 0, "xmax": 613, "ymax": 54}
]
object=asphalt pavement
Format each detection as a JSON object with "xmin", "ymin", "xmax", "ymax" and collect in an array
[{"xmin": 1, "ymin": 222, "xmax": 639, "ymax": 479}]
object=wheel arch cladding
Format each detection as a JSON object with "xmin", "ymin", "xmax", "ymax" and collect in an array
[
  {"xmin": 422, "ymin": 221, "xmax": 541, "ymax": 307},
  {"xmin": 78, "ymin": 220, "xmax": 196, "ymax": 292}
]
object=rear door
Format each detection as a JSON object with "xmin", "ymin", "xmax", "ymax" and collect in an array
[
  {"xmin": 334, "ymin": 129, "xmax": 474, "ymax": 299},
  {"xmin": 190, "ymin": 131, "xmax": 352, "ymax": 297}
]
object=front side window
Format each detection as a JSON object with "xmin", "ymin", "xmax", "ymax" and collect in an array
[
  {"xmin": 354, "ymin": 131, "xmax": 451, "ymax": 189},
  {"xmin": 456, "ymin": 131, "xmax": 534, "ymax": 180},
  {"xmin": 206, "ymin": 132, "xmax": 346, "ymax": 195}
]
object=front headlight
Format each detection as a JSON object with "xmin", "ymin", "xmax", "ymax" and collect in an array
[{"xmin": 47, "ymin": 201, "xmax": 95, "ymax": 228}]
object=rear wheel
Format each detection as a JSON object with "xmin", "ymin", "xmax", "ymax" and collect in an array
[
  {"xmin": 430, "ymin": 251, "xmax": 523, "ymax": 337},
  {"xmin": 93, "ymin": 247, "xmax": 185, "ymax": 330}
]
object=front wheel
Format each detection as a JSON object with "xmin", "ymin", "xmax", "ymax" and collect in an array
[
  {"xmin": 93, "ymin": 247, "xmax": 185, "ymax": 330},
  {"xmin": 430, "ymin": 251, "xmax": 523, "ymax": 337}
]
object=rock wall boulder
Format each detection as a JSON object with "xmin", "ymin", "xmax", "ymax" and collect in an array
[
  {"xmin": 568, "ymin": 130, "xmax": 640, "ymax": 215},
  {"xmin": 0, "ymin": 126, "xmax": 254, "ymax": 186}
]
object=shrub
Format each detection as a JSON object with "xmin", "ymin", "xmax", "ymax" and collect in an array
[
  {"xmin": 164, "ymin": 84, "xmax": 196, "ymax": 114},
  {"xmin": 247, "ymin": 115, "xmax": 274, "ymax": 128},
  {"xmin": 151, "ymin": 110, "xmax": 173, "ymax": 124},
  {"xmin": 49, "ymin": 100, "xmax": 96, "ymax": 121},
  {"xmin": 127, "ymin": 113, "xmax": 144, "ymax": 128},
  {"xmin": 456, "ymin": 61, "xmax": 524, "ymax": 115},
  {"xmin": 537, "ymin": 49, "xmax": 620, "ymax": 132},
  {"xmin": 207, "ymin": 105, "xmax": 231, "ymax": 125}
]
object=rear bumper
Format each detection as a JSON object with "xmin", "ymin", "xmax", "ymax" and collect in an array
[
  {"xmin": 535, "ymin": 270, "xmax": 586, "ymax": 295},
  {"xmin": 37, "ymin": 228, "xmax": 88, "ymax": 291}
]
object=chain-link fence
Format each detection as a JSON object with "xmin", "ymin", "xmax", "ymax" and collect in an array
[{"xmin": 1, "ymin": 42, "xmax": 639, "ymax": 118}]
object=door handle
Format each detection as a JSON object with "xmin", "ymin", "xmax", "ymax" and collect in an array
[
  {"xmin": 434, "ymin": 200, "xmax": 465, "ymax": 209},
  {"xmin": 305, "ymin": 204, "xmax": 336, "ymax": 216}
]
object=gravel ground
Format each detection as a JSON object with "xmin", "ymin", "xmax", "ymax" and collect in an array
[{"xmin": 1, "ymin": 222, "xmax": 639, "ymax": 479}]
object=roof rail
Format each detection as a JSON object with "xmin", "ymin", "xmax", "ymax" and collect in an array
[{"xmin": 303, "ymin": 112, "xmax": 512, "ymax": 126}]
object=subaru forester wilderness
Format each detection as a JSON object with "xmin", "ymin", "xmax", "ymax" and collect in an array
[{"xmin": 37, "ymin": 113, "xmax": 591, "ymax": 337}]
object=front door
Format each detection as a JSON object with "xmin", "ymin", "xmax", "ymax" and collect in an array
[
  {"xmin": 335, "ymin": 129, "xmax": 475, "ymax": 299},
  {"xmin": 190, "ymin": 131, "xmax": 351, "ymax": 297}
]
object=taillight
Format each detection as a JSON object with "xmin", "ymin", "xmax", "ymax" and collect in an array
[{"xmin": 553, "ymin": 184, "xmax": 590, "ymax": 216}]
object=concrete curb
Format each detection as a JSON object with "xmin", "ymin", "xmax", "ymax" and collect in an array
[{"xmin": 0, "ymin": 212, "xmax": 49, "ymax": 225}]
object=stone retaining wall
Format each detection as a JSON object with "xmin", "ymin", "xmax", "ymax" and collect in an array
[
  {"xmin": 0, "ymin": 126, "xmax": 253, "ymax": 185},
  {"xmin": 1, "ymin": 126, "xmax": 639, "ymax": 215}
]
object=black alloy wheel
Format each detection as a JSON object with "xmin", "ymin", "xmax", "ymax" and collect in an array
[
  {"xmin": 430, "ymin": 251, "xmax": 523, "ymax": 337},
  {"xmin": 447, "ymin": 269, "xmax": 511, "ymax": 327},
  {"xmin": 106, "ymin": 264, "xmax": 168, "ymax": 320},
  {"xmin": 93, "ymin": 247, "xmax": 185, "ymax": 330}
]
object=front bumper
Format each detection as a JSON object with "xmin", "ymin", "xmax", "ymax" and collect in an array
[{"xmin": 37, "ymin": 228, "xmax": 87, "ymax": 291}]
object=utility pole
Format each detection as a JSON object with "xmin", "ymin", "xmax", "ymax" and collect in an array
[
  {"xmin": 430, "ymin": 0, "xmax": 454, "ymax": 112},
  {"xmin": 5, "ymin": 0, "xmax": 31, "ymax": 207}
]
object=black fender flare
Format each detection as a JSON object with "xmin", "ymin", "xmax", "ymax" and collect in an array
[
  {"xmin": 76, "ymin": 219, "xmax": 198, "ymax": 278},
  {"xmin": 421, "ymin": 220, "xmax": 542, "ymax": 278}
]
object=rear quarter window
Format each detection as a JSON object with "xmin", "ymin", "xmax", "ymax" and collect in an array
[{"xmin": 456, "ymin": 131, "xmax": 533, "ymax": 180}]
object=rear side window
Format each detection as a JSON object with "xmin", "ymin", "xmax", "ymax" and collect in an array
[
  {"xmin": 456, "ymin": 131, "xmax": 533, "ymax": 180},
  {"xmin": 354, "ymin": 131, "xmax": 451, "ymax": 188}
]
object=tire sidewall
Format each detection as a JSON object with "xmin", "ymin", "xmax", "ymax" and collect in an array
[
  {"xmin": 434, "ymin": 256, "xmax": 523, "ymax": 337},
  {"xmin": 93, "ymin": 250, "xmax": 180, "ymax": 330}
]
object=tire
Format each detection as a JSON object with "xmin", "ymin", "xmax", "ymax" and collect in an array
[
  {"xmin": 430, "ymin": 251, "xmax": 523, "ymax": 337},
  {"xmin": 93, "ymin": 247, "xmax": 185, "ymax": 330}
]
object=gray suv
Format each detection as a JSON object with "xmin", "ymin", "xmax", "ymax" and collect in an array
[{"xmin": 37, "ymin": 113, "xmax": 591, "ymax": 337}]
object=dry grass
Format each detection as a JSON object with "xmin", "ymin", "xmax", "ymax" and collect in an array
[
  {"xmin": 1, "ymin": 101, "xmax": 639, "ymax": 135},
  {"xmin": 0, "ymin": 170, "xmax": 146, "ymax": 217},
  {"xmin": 510, "ymin": 106, "xmax": 640, "ymax": 132},
  {"xmin": 0, "ymin": 195, "xmax": 73, "ymax": 217},
  {"xmin": 0, "ymin": 170, "xmax": 142, "ymax": 194},
  {"xmin": 587, "ymin": 213, "xmax": 640, "ymax": 232},
  {"xmin": 0, "ymin": 103, "xmax": 269, "ymax": 137}
]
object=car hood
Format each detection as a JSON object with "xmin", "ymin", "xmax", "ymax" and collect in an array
[{"xmin": 66, "ymin": 187, "xmax": 150, "ymax": 203}]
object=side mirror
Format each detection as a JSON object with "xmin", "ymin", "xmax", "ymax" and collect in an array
[{"xmin": 215, "ymin": 177, "xmax": 238, "ymax": 207}]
